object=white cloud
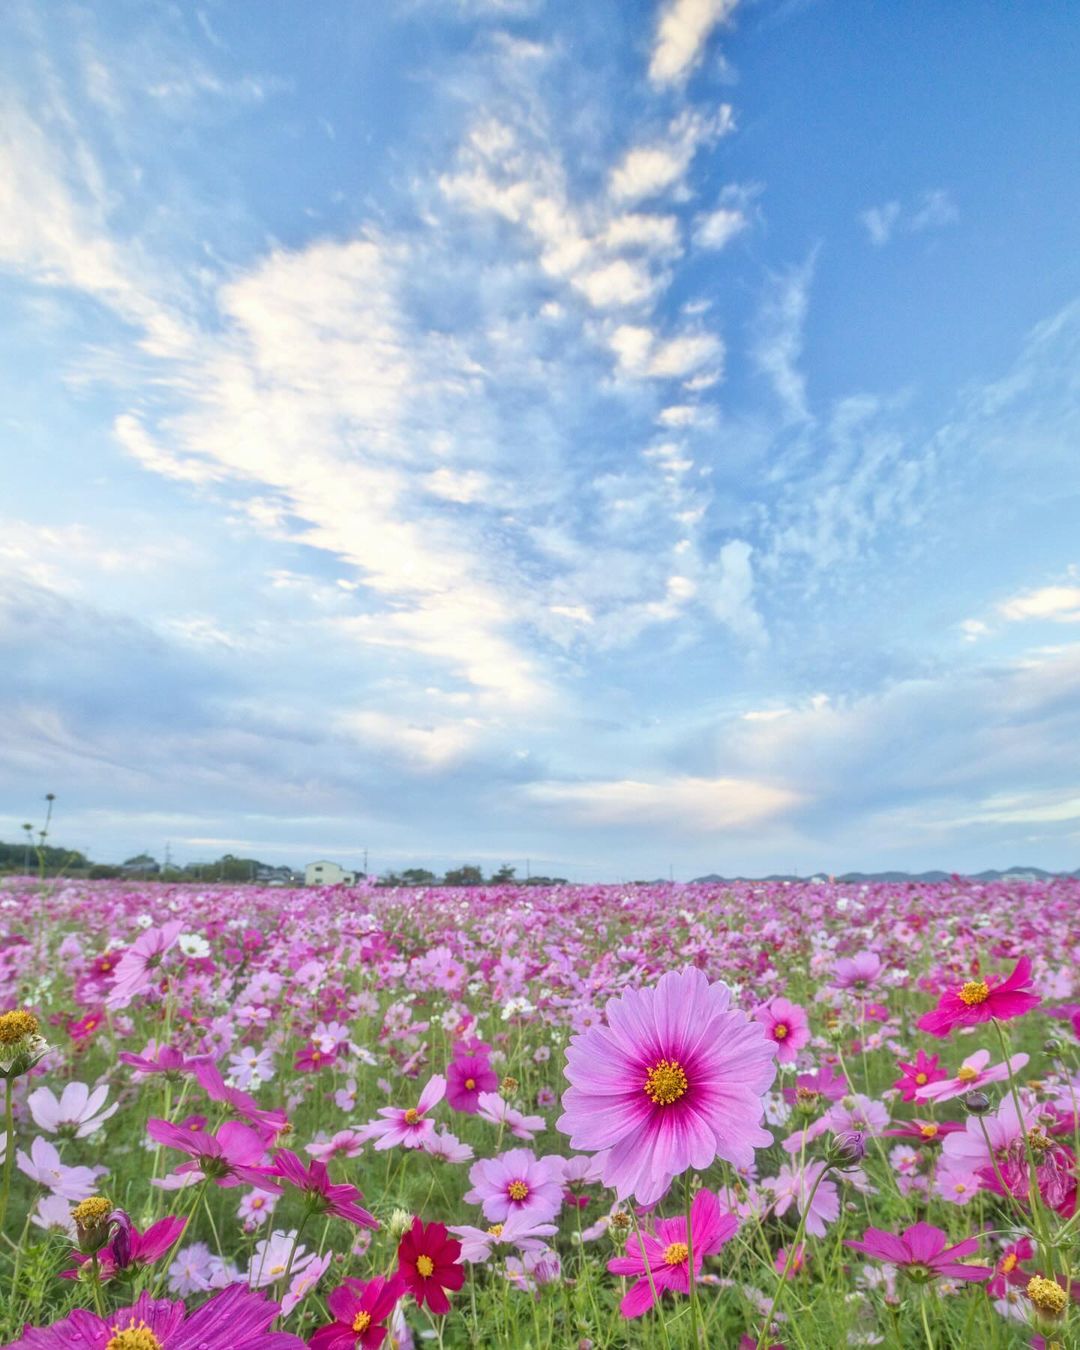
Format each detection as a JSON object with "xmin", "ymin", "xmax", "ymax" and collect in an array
[
  {"xmin": 860, "ymin": 201, "xmax": 900, "ymax": 247},
  {"xmin": 861, "ymin": 190, "xmax": 957, "ymax": 246},
  {"xmin": 611, "ymin": 324, "xmax": 723, "ymax": 380},
  {"xmin": 998, "ymin": 583, "xmax": 1080, "ymax": 624},
  {"xmin": 694, "ymin": 205, "xmax": 747, "ymax": 250},
  {"xmin": 525, "ymin": 773, "xmax": 799, "ymax": 831},
  {"xmin": 649, "ymin": 0, "xmax": 741, "ymax": 87},
  {"xmin": 339, "ymin": 710, "xmax": 486, "ymax": 770},
  {"xmin": 699, "ymin": 539, "xmax": 766, "ymax": 643},
  {"xmin": 752, "ymin": 255, "xmax": 814, "ymax": 422},
  {"xmin": 608, "ymin": 109, "xmax": 733, "ymax": 204}
]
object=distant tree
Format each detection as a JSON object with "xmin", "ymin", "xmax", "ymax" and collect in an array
[
  {"xmin": 443, "ymin": 864, "xmax": 484, "ymax": 887},
  {"xmin": 401, "ymin": 868, "xmax": 437, "ymax": 885},
  {"xmin": 490, "ymin": 864, "xmax": 516, "ymax": 883},
  {"xmin": 88, "ymin": 864, "xmax": 122, "ymax": 880},
  {"xmin": 123, "ymin": 853, "xmax": 158, "ymax": 868}
]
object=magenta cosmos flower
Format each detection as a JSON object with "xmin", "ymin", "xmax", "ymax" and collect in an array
[
  {"xmin": 308, "ymin": 1274, "xmax": 405, "ymax": 1349},
  {"xmin": 606, "ymin": 1188, "xmax": 738, "ymax": 1317},
  {"xmin": 753, "ymin": 997, "xmax": 810, "ymax": 1064},
  {"xmin": 446, "ymin": 1054, "xmax": 498, "ymax": 1113},
  {"xmin": 463, "ymin": 1148, "xmax": 562, "ymax": 1223},
  {"xmin": 557, "ymin": 966, "xmax": 777, "ymax": 1205},
  {"xmin": 268, "ymin": 1150, "xmax": 378, "ymax": 1229},
  {"xmin": 845, "ymin": 1222, "xmax": 991, "ymax": 1282},
  {"xmin": 5, "ymin": 1284, "xmax": 305, "ymax": 1348},
  {"xmin": 916, "ymin": 956, "xmax": 1040, "ymax": 1037}
]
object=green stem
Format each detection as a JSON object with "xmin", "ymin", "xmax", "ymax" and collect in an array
[
  {"xmin": 685, "ymin": 1171, "xmax": 703, "ymax": 1347},
  {"xmin": 629, "ymin": 1204, "xmax": 672, "ymax": 1350},
  {"xmin": 755, "ymin": 1164, "xmax": 831, "ymax": 1350},
  {"xmin": 918, "ymin": 1288, "xmax": 936, "ymax": 1349},
  {"xmin": 0, "ymin": 1077, "xmax": 15, "ymax": 1239}
]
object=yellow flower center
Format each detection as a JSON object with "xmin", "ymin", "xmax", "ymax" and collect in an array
[
  {"xmin": 1027, "ymin": 1275, "xmax": 1067, "ymax": 1317},
  {"xmin": 465, "ymin": 1077, "xmax": 476, "ymax": 1089},
  {"xmin": 919, "ymin": 1123, "xmax": 938, "ymax": 1139},
  {"xmin": 404, "ymin": 1108, "xmax": 420, "ymax": 1124},
  {"xmin": 1028, "ymin": 1128, "xmax": 1052, "ymax": 1154},
  {"xmin": 1002, "ymin": 1253, "xmax": 1018, "ymax": 1273},
  {"xmin": 774, "ymin": 1023, "xmax": 788, "ymax": 1039},
  {"xmin": 72, "ymin": 1196, "xmax": 112, "ymax": 1228},
  {"xmin": 416, "ymin": 1254, "xmax": 435, "ymax": 1277},
  {"xmin": 105, "ymin": 1322, "xmax": 163, "ymax": 1350},
  {"xmin": 663, "ymin": 1242, "xmax": 689, "ymax": 1266},
  {"xmin": 914, "ymin": 1072, "xmax": 928, "ymax": 1085},
  {"xmin": 487, "ymin": 1223, "xmax": 504, "ymax": 1237},
  {"xmin": 958, "ymin": 980, "xmax": 990, "ymax": 1006},
  {"xmin": 0, "ymin": 1009, "xmax": 39, "ymax": 1044},
  {"xmin": 352, "ymin": 1311, "xmax": 372, "ymax": 1333},
  {"xmin": 956, "ymin": 1065, "xmax": 978, "ymax": 1083},
  {"xmin": 644, "ymin": 1058, "xmax": 689, "ymax": 1106},
  {"xmin": 507, "ymin": 1180, "xmax": 529, "ymax": 1201}
]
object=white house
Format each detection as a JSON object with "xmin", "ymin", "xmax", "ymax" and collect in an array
[{"xmin": 304, "ymin": 860, "xmax": 357, "ymax": 886}]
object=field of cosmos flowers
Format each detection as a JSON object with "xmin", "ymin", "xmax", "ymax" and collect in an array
[{"xmin": 0, "ymin": 877, "xmax": 1077, "ymax": 1349}]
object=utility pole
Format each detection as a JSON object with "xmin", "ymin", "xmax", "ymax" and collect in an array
[{"xmin": 363, "ymin": 847, "xmax": 368, "ymax": 876}]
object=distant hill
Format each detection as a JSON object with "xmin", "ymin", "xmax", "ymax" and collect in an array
[{"xmin": 689, "ymin": 866, "xmax": 1080, "ymax": 884}]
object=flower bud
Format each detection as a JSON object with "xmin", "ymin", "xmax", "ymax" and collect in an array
[
  {"xmin": 963, "ymin": 1090, "xmax": 992, "ymax": 1115},
  {"xmin": 826, "ymin": 1130, "xmax": 866, "ymax": 1169},
  {"xmin": 388, "ymin": 1208, "xmax": 414, "ymax": 1240}
]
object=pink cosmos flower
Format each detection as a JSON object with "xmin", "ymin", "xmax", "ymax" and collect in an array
[
  {"xmin": 463, "ymin": 1149, "xmax": 562, "ymax": 1223},
  {"xmin": 146, "ymin": 1118, "xmax": 282, "ymax": 1192},
  {"xmin": 606, "ymin": 1188, "xmax": 738, "ymax": 1317},
  {"xmin": 916, "ymin": 956, "xmax": 1041, "ymax": 1037},
  {"xmin": 105, "ymin": 920, "xmax": 183, "ymax": 1009},
  {"xmin": 268, "ymin": 1149, "xmax": 378, "ymax": 1229},
  {"xmin": 119, "ymin": 1043, "xmax": 205, "ymax": 1079},
  {"xmin": 446, "ymin": 1054, "xmax": 498, "ymax": 1113},
  {"xmin": 27, "ymin": 1082, "xmax": 117, "ymax": 1138},
  {"xmin": 305, "ymin": 1130, "xmax": 367, "ymax": 1162},
  {"xmin": 557, "ymin": 966, "xmax": 777, "ymax": 1205},
  {"xmin": 914, "ymin": 1048, "xmax": 1028, "ymax": 1104},
  {"xmin": 448, "ymin": 1208, "xmax": 559, "ymax": 1263},
  {"xmin": 5, "ymin": 1284, "xmax": 305, "ymax": 1347},
  {"xmin": 753, "ymin": 997, "xmax": 810, "ymax": 1064},
  {"xmin": 280, "ymin": 1250, "xmax": 333, "ymax": 1317},
  {"xmin": 892, "ymin": 1049, "xmax": 948, "ymax": 1102},
  {"xmin": 360, "ymin": 1075, "xmax": 446, "ymax": 1150},
  {"xmin": 832, "ymin": 951, "xmax": 882, "ymax": 992},
  {"xmin": 475, "ymin": 1092, "xmax": 545, "ymax": 1141},
  {"xmin": 845, "ymin": 1222, "xmax": 991, "ymax": 1282},
  {"xmin": 988, "ymin": 1237, "xmax": 1034, "ymax": 1298},
  {"xmin": 422, "ymin": 1128, "xmax": 475, "ymax": 1164},
  {"xmin": 763, "ymin": 1160, "xmax": 839, "ymax": 1238}
]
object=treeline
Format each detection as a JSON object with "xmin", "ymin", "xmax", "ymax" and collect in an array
[{"xmin": 378, "ymin": 864, "xmax": 568, "ymax": 887}]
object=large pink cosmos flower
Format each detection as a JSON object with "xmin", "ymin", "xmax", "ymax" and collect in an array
[
  {"xmin": 832, "ymin": 951, "xmax": 882, "ymax": 992},
  {"xmin": 463, "ymin": 1148, "xmax": 562, "ymax": 1223},
  {"xmin": 892, "ymin": 1049, "xmax": 948, "ymax": 1102},
  {"xmin": 606, "ymin": 1188, "xmax": 738, "ymax": 1317},
  {"xmin": 105, "ymin": 921, "xmax": 183, "ymax": 1009},
  {"xmin": 557, "ymin": 967, "xmax": 777, "ymax": 1205},
  {"xmin": 916, "ymin": 956, "xmax": 1040, "ymax": 1037},
  {"xmin": 845, "ymin": 1222, "xmax": 991, "ymax": 1282},
  {"xmin": 4, "ymin": 1284, "xmax": 304, "ymax": 1348},
  {"xmin": 360, "ymin": 1075, "xmax": 446, "ymax": 1151},
  {"xmin": 147, "ymin": 1118, "xmax": 282, "ymax": 1192},
  {"xmin": 753, "ymin": 997, "xmax": 810, "ymax": 1064}
]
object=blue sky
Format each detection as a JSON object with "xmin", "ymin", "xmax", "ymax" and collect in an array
[{"xmin": 3, "ymin": 0, "xmax": 1080, "ymax": 879}]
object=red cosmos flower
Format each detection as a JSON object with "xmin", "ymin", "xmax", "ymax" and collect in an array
[
  {"xmin": 308, "ymin": 1274, "xmax": 405, "ymax": 1349},
  {"xmin": 397, "ymin": 1218, "xmax": 464, "ymax": 1314},
  {"xmin": 916, "ymin": 956, "xmax": 1041, "ymax": 1037},
  {"xmin": 268, "ymin": 1149, "xmax": 378, "ymax": 1229}
]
